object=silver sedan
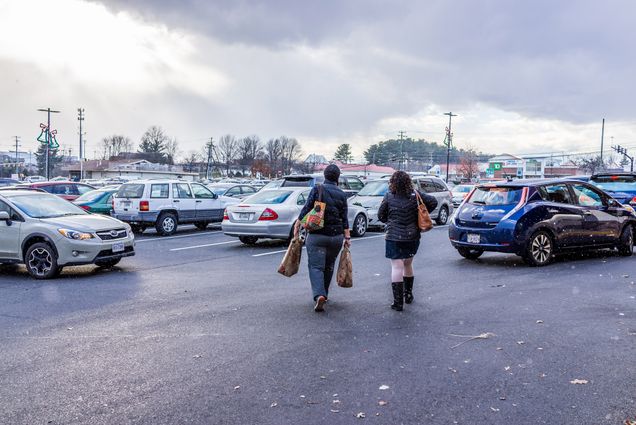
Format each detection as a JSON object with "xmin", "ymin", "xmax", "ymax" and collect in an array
[{"xmin": 222, "ymin": 188, "xmax": 368, "ymax": 245}]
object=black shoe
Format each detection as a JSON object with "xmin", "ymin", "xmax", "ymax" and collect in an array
[
  {"xmin": 391, "ymin": 282, "xmax": 404, "ymax": 311},
  {"xmin": 314, "ymin": 296, "xmax": 327, "ymax": 312},
  {"xmin": 404, "ymin": 276, "xmax": 414, "ymax": 304}
]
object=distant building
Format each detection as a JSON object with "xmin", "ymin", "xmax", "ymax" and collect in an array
[
  {"xmin": 488, "ymin": 153, "xmax": 581, "ymax": 179},
  {"xmin": 64, "ymin": 159, "xmax": 198, "ymax": 181}
]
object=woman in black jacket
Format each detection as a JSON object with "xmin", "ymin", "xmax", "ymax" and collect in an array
[
  {"xmin": 294, "ymin": 165, "xmax": 351, "ymax": 312},
  {"xmin": 378, "ymin": 171, "xmax": 437, "ymax": 311}
]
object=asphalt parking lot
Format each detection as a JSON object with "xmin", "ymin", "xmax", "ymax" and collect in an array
[{"xmin": 1, "ymin": 225, "xmax": 635, "ymax": 424}]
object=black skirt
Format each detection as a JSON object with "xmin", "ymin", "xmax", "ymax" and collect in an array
[{"xmin": 385, "ymin": 239, "xmax": 420, "ymax": 259}]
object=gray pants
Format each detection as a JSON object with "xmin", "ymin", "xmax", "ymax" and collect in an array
[{"xmin": 305, "ymin": 233, "xmax": 344, "ymax": 301}]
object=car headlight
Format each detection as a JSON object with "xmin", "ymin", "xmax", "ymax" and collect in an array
[{"xmin": 58, "ymin": 228, "xmax": 94, "ymax": 240}]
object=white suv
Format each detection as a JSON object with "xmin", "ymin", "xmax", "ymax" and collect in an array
[{"xmin": 112, "ymin": 180, "xmax": 239, "ymax": 236}]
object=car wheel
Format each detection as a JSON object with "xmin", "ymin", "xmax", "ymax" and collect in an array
[
  {"xmin": 239, "ymin": 236, "xmax": 259, "ymax": 245},
  {"xmin": 195, "ymin": 221, "xmax": 209, "ymax": 231},
  {"xmin": 523, "ymin": 230, "xmax": 554, "ymax": 266},
  {"xmin": 436, "ymin": 206, "xmax": 449, "ymax": 225},
  {"xmin": 95, "ymin": 258, "xmax": 122, "ymax": 268},
  {"xmin": 351, "ymin": 214, "xmax": 367, "ymax": 237},
  {"xmin": 25, "ymin": 242, "xmax": 61, "ymax": 279},
  {"xmin": 617, "ymin": 225, "xmax": 634, "ymax": 256},
  {"xmin": 156, "ymin": 212, "xmax": 178, "ymax": 236},
  {"xmin": 456, "ymin": 247, "xmax": 484, "ymax": 260}
]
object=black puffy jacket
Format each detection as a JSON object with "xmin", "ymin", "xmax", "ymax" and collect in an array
[
  {"xmin": 378, "ymin": 191, "xmax": 438, "ymax": 241},
  {"xmin": 298, "ymin": 180, "xmax": 349, "ymax": 236}
]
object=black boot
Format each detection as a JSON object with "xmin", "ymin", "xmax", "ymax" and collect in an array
[
  {"xmin": 404, "ymin": 276, "xmax": 414, "ymax": 304},
  {"xmin": 391, "ymin": 282, "xmax": 404, "ymax": 311}
]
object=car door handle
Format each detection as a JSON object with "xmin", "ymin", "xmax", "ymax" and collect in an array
[
  {"xmin": 548, "ymin": 209, "xmax": 559, "ymax": 213},
  {"xmin": 583, "ymin": 211, "xmax": 592, "ymax": 215},
  {"xmin": 173, "ymin": 200, "xmax": 180, "ymax": 203},
  {"xmin": 196, "ymin": 200, "xmax": 202, "ymax": 203}
]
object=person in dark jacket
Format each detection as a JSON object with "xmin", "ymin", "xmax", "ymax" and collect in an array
[
  {"xmin": 294, "ymin": 164, "xmax": 351, "ymax": 312},
  {"xmin": 378, "ymin": 171, "xmax": 437, "ymax": 311}
]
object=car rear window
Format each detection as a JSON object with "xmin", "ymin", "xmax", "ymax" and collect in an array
[
  {"xmin": 281, "ymin": 178, "xmax": 314, "ymax": 187},
  {"xmin": 591, "ymin": 175, "xmax": 636, "ymax": 192},
  {"xmin": 243, "ymin": 190, "xmax": 292, "ymax": 204},
  {"xmin": 116, "ymin": 183, "xmax": 145, "ymax": 198},
  {"xmin": 467, "ymin": 186, "xmax": 523, "ymax": 205}
]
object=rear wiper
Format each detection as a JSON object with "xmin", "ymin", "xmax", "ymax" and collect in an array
[{"xmin": 471, "ymin": 201, "xmax": 486, "ymax": 205}]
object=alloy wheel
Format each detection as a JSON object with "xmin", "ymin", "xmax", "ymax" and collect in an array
[
  {"xmin": 162, "ymin": 218, "xmax": 175, "ymax": 233},
  {"xmin": 355, "ymin": 215, "xmax": 367, "ymax": 236},
  {"xmin": 531, "ymin": 234, "xmax": 552, "ymax": 264},
  {"xmin": 27, "ymin": 248, "xmax": 52, "ymax": 277}
]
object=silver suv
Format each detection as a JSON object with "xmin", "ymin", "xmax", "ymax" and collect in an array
[
  {"xmin": 412, "ymin": 175, "xmax": 454, "ymax": 225},
  {"xmin": 0, "ymin": 190, "xmax": 135, "ymax": 279}
]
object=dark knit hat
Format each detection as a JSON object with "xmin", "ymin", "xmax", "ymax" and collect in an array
[{"xmin": 324, "ymin": 164, "xmax": 341, "ymax": 182}]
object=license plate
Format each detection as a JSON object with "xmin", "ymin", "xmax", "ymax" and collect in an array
[
  {"xmin": 112, "ymin": 242, "xmax": 125, "ymax": 253},
  {"xmin": 121, "ymin": 201, "xmax": 131, "ymax": 207},
  {"xmin": 467, "ymin": 233, "xmax": 480, "ymax": 244},
  {"xmin": 236, "ymin": 212, "xmax": 252, "ymax": 221}
]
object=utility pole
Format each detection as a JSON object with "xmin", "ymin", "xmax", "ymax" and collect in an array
[
  {"xmin": 37, "ymin": 107, "xmax": 60, "ymax": 180},
  {"xmin": 600, "ymin": 118, "xmax": 605, "ymax": 169},
  {"xmin": 13, "ymin": 136, "xmax": 21, "ymax": 175},
  {"xmin": 612, "ymin": 144, "xmax": 634, "ymax": 173},
  {"xmin": 398, "ymin": 131, "xmax": 406, "ymax": 171},
  {"xmin": 205, "ymin": 137, "xmax": 213, "ymax": 180},
  {"xmin": 78, "ymin": 108, "xmax": 85, "ymax": 181},
  {"xmin": 444, "ymin": 112, "xmax": 458, "ymax": 183}
]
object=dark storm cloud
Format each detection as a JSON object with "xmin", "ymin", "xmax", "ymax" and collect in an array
[{"xmin": 93, "ymin": 0, "xmax": 636, "ymax": 124}]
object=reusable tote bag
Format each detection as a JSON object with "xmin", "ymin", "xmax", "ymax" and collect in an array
[
  {"xmin": 336, "ymin": 245, "xmax": 353, "ymax": 288},
  {"xmin": 301, "ymin": 184, "xmax": 326, "ymax": 232},
  {"xmin": 414, "ymin": 191, "xmax": 434, "ymax": 232},
  {"xmin": 277, "ymin": 235, "xmax": 303, "ymax": 277}
]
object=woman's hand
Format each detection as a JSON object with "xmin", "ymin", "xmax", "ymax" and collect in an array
[
  {"xmin": 343, "ymin": 229, "xmax": 351, "ymax": 248},
  {"xmin": 293, "ymin": 220, "xmax": 301, "ymax": 238}
]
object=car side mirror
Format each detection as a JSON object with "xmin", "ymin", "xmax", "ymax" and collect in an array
[
  {"xmin": 213, "ymin": 193, "xmax": 218, "ymax": 199},
  {"xmin": 608, "ymin": 199, "xmax": 621, "ymax": 208},
  {"xmin": 0, "ymin": 211, "xmax": 12, "ymax": 226}
]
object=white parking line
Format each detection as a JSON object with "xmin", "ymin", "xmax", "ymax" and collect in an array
[
  {"xmin": 169, "ymin": 240, "xmax": 240, "ymax": 252},
  {"xmin": 137, "ymin": 231, "xmax": 221, "ymax": 243},
  {"xmin": 251, "ymin": 234, "xmax": 386, "ymax": 257}
]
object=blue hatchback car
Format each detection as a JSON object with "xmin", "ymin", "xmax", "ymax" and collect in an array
[
  {"xmin": 448, "ymin": 179, "xmax": 636, "ymax": 266},
  {"xmin": 589, "ymin": 173, "xmax": 636, "ymax": 207}
]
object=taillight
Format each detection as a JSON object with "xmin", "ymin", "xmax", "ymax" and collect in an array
[
  {"xmin": 223, "ymin": 209, "xmax": 229, "ymax": 220},
  {"xmin": 259, "ymin": 208, "xmax": 279, "ymax": 221},
  {"xmin": 631, "ymin": 196, "xmax": 636, "ymax": 205},
  {"xmin": 140, "ymin": 200, "xmax": 150, "ymax": 212},
  {"xmin": 80, "ymin": 205, "xmax": 91, "ymax": 211}
]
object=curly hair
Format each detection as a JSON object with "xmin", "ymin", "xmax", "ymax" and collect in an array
[{"xmin": 388, "ymin": 171, "xmax": 413, "ymax": 197}]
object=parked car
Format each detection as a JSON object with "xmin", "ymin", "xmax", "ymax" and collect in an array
[
  {"xmin": 18, "ymin": 181, "xmax": 96, "ymax": 201},
  {"xmin": 207, "ymin": 183, "xmax": 258, "ymax": 200},
  {"xmin": 451, "ymin": 184, "xmax": 475, "ymax": 207},
  {"xmin": 588, "ymin": 173, "xmax": 636, "ymax": 207},
  {"xmin": 0, "ymin": 178, "xmax": 20, "ymax": 187},
  {"xmin": 279, "ymin": 174, "xmax": 365, "ymax": 198},
  {"xmin": 23, "ymin": 175, "xmax": 46, "ymax": 183},
  {"xmin": 112, "ymin": 180, "xmax": 240, "ymax": 235},
  {"xmin": 72, "ymin": 188, "xmax": 119, "ymax": 214},
  {"xmin": 448, "ymin": 179, "xmax": 636, "ymax": 266},
  {"xmin": 348, "ymin": 175, "xmax": 453, "ymax": 228},
  {"xmin": 222, "ymin": 188, "xmax": 368, "ymax": 244},
  {"xmin": 0, "ymin": 190, "xmax": 135, "ymax": 279}
]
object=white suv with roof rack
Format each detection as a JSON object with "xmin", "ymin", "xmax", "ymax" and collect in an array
[{"xmin": 112, "ymin": 179, "xmax": 239, "ymax": 236}]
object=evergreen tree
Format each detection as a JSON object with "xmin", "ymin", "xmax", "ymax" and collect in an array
[
  {"xmin": 34, "ymin": 142, "xmax": 62, "ymax": 177},
  {"xmin": 334, "ymin": 143, "xmax": 353, "ymax": 163},
  {"xmin": 138, "ymin": 126, "xmax": 169, "ymax": 163}
]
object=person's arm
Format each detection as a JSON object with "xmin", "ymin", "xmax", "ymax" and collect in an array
[
  {"xmin": 341, "ymin": 198, "xmax": 351, "ymax": 247},
  {"xmin": 421, "ymin": 192, "xmax": 438, "ymax": 212},
  {"xmin": 377, "ymin": 194, "xmax": 389, "ymax": 223}
]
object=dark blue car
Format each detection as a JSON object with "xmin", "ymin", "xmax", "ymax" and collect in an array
[
  {"xmin": 589, "ymin": 173, "xmax": 636, "ymax": 207},
  {"xmin": 449, "ymin": 179, "xmax": 636, "ymax": 266}
]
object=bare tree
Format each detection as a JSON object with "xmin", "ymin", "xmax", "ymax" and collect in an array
[
  {"xmin": 100, "ymin": 135, "xmax": 133, "ymax": 159},
  {"xmin": 183, "ymin": 151, "xmax": 201, "ymax": 173},
  {"xmin": 458, "ymin": 149, "xmax": 479, "ymax": 181},
  {"xmin": 280, "ymin": 136, "xmax": 302, "ymax": 174},
  {"xmin": 165, "ymin": 138, "xmax": 180, "ymax": 165},
  {"xmin": 238, "ymin": 135, "xmax": 263, "ymax": 176},
  {"xmin": 265, "ymin": 138, "xmax": 283, "ymax": 176},
  {"xmin": 218, "ymin": 134, "xmax": 239, "ymax": 174}
]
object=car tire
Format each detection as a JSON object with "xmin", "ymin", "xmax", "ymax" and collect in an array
[
  {"xmin": 523, "ymin": 230, "xmax": 554, "ymax": 266},
  {"xmin": 156, "ymin": 212, "xmax": 178, "ymax": 236},
  {"xmin": 25, "ymin": 242, "xmax": 61, "ymax": 279},
  {"xmin": 239, "ymin": 236, "xmax": 259, "ymax": 245},
  {"xmin": 436, "ymin": 206, "xmax": 449, "ymax": 225},
  {"xmin": 95, "ymin": 258, "xmax": 121, "ymax": 268},
  {"xmin": 195, "ymin": 221, "xmax": 209, "ymax": 231},
  {"xmin": 351, "ymin": 214, "xmax": 367, "ymax": 237},
  {"xmin": 617, "ymin": 225, "xmax": 634, "ymax": 257},
  {"xmin": 457, "ymin": 247, "xmax": 484, "ymax": 260}
]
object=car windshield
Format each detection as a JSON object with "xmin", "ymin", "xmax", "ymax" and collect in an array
[
  {"xmin": 10, "ymin": 194, "xmax": 88, "ymax": 218},
  {"xmin": 74, "ymin": 190, "xmax": 106, "ymax": 203},
  {"xmin": 243, "ymin": 190, "xmax": 292, "ymax": 204},
  {"xmin": 116, "ymin": 183, "xmax": 145, "ymax": 198},
  {"xmin": 591, "ymin": 175, "xmax": 636, "ymax": 192},
  {"xmin": 453, "ymin": 185, "xmax": 473, "ymax": 194},
  {"xmin": 357, "ymin": 181, "xmax": 388, "ymax": 196},
  {"xmin": 467, "ymin": 187, "xmax": 523, "ymax": 205}
]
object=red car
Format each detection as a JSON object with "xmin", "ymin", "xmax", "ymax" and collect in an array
[{"xmin": 18, "ymin": 181, "xmax": 96, "ymax": 201}]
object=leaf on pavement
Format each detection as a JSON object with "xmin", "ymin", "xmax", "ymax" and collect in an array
[
  {"xmin": 356, "ymin": 412, "xmax": 366, "ymax": 418},
  {"xmin": 233, "ymin": 386, "xmax": 240, "ymax": 390},
  {"xmin": 270, "ymin": 402, "xmax": 278, "ymax": 408},
  {"xmin": 378, "ymin": 400, "xmax": 388, "ymax": 406},
  {"xmin": 379, "ymin": 385, "xmax": 390, "ymax": 390},
  {"xmin": 570, "ymin": 379, "xmax": 588, "ymax": 384},
  {"xmin": 448, "ymin": 332, "xmax": 496, "ymax": 349}
]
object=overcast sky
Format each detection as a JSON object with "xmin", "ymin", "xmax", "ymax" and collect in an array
[{"xmin": 1, "ymin": 0, "xmax": 635, "ymax": 161}]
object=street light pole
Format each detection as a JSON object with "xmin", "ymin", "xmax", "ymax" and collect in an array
[
  {"xmin": 37, "ymin": 107, "xmax": 60, "ymax": 180},
  {"xmin": 78, "ymin": 108, "xmax": 85, "ymax": 181},
  {"xmin": 444, "ymin": 112, "xmax": 457, "ymax": 183}
]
